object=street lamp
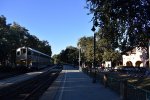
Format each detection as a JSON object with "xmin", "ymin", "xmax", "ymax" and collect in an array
[{"xmin": 91, "ymin": 26, "xmax": 96, "ymax": 83}]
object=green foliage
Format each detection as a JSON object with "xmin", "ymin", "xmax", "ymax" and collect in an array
[
  {"xmin": 58, "ymin": 46, "xmax": 79, "ymax": 65},
  {"xmin": 102, "ymin": 50, "xmax": 121, "ymax": 62},
  {"xmin": 52, "ymin": 54, "xmax": 61, "ymax": 64},
  {"xmin": 86, "ymin": 0, "xmax": 150, "ymax": 50},
  {"xmin": 78, "ymin": 36, "xmax": 94, "ymax": 63},
  {"xmin": 77, "ymin": 30, "xmax": 122, "ymax": 66}
]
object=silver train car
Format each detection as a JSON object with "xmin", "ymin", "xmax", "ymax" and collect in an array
[{"xmin": 16, "ymin": 47, "xmax": 50, "ymax": 70}]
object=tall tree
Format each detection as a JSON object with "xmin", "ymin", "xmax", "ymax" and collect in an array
[
  {"xmin": 78, "ymin": 36, "xmax": 94, "ymax": 64},
  {"xmin": 77, "ymin": 31, "xmax": 121, "ymax": 67},
  {"xmin": 52, "ymin": 54, "xmax": 61, "ymax": 64},
  {"xmin": 59, "ymin": 46, "xmax": 79, "ymax": 65},
  {"xmin": 0, "ymin": 15, "xmax": 12, "ymax": 66},
  {"xmin": 86, "ymin": 0, "xmax": 150, "ymax": 50}
]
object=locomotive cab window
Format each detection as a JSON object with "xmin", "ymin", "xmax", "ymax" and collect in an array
[
  {"xmin": 17, "ymin": 51, "xmax": 20, "ymax": 56},
  {"xmin": 21, "ymin": 49, "xmax": 26, "ymax": 54}
]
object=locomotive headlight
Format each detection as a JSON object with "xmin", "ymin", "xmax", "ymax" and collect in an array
[{"xmin": 29, "ymin": 61, "xmax": 32, "ymax": 65}]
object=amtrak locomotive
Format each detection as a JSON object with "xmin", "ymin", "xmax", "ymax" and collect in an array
[{"xmin": 16, "ymin": 47, "xmax": 50, "ymax": 70}]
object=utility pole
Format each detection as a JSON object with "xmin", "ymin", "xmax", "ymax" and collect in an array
[{"xmin": 79, "ymin": 44, "xmax": 81, "ymax": 71}]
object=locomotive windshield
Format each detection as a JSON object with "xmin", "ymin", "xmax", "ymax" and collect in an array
[
  {"xmin": 17, "ymin": 51, "xmax": 20, "ymax": 56},
  {"xmin": 21, "ymin": 49, "xmax": 26, "ymax": 54}
]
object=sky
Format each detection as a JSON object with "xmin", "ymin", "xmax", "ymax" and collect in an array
[{"xmin": 0, "ymin": 0, "xmax": 93, "ymax": 56}]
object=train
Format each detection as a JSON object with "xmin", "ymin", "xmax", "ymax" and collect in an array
[{"xmin": 16, "ymin": 47, "xmax": 51, "ymax": 70}]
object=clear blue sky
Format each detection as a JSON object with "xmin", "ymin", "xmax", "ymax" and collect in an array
[{"xmin": 0, "ymin": 0, "xmax": 93, "ymax": 55}]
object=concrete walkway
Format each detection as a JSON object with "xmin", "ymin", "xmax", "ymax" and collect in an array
[{"xmin": 40, "ymin": 65, "xmax": 120, "ymax": 100}]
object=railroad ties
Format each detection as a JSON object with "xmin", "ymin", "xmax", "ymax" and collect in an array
[{"xmin": 0, "ymin": 64, "xmax": 62, "ymax": 100}]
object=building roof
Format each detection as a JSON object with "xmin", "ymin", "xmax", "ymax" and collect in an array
[{"xmin": 121, "ymin": 47, "xmax": 135, "ymax": 55}]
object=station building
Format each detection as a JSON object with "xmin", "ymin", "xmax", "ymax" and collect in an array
[{"xmin": 122, "ymin": 47, "xmax": 148, "ymax": 67}]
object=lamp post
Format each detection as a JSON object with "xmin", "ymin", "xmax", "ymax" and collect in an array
[{"xmin": 91, "ymin": 26, "xmax": 96, "ymax": 83}]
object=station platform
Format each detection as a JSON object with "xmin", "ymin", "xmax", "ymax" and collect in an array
[
  {"xmin": 0, "ymin": 66, "xmax": 56, "ymax": 89},
  {"xmin": 40, "ymin": 65, "xmax": 120, "ymax": 100}
]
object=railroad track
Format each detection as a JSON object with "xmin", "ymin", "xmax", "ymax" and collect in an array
[
  {"xmin": 0, "ymin": 65, "xmax": 62, "ymax": 100},
  {"xmin": 0, "ymin": 65, "xmax": 58, "ymax": 81},
  {"xmin": 0, "ymin": 69, "xmax": 28, "ymax": 80},
  {"xmin": 0, "ymin": 72, "xmax": 23, "ymax": 80},
  {"xmin": 23, "ymin": 71, "xmax": 60, "ymax": 100},
  {"xmin": 0, "ymin": 66, "xmax": 53, "ymax": 80}
]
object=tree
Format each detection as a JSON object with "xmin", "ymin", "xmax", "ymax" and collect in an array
[
  {"xmin": 59, "ymin": 46, "xmax": 79, "ymax": 65},
  {"xmin": 77, "ymin": 30, "xmax": 122, "ymax": 67},
  {"xmin": 102, "ymin": 50, "xmax": 121, "ymax": 66},
  {"xmin": 86, "ymin": 0, "xmax": 150, "ymax": 50},
  {"xmin": 52, "ymin": 54, "xmax": 61, "ymax": 64},
  {"xmin": 10, "ymin": 22, "xmax": 52, "ymax": 56},
  {"xmin": 0, "ymin": 15, "xmax": 12, "ymax": 67},
  {"xmin": 38, "ymin": 40, "xmax": 52, "ymax": 56},
  {"xmin": 78, "ymin": 36, "xmax": 94, "ymax": 65}
]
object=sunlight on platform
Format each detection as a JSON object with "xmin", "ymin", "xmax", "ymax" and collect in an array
[
  {"xmin": 26, "ymin": 71, "xmax": 43, "ymax": 75},
  {"xmin": 62, "ymin": 70, "xmax": 80, "ymax": 73}
]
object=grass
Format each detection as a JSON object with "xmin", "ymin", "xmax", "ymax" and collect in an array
[
  {"xmin": 83, "ymin": 68, "xmax": 150, "ymax": 91},
  {"xmin": 104, "ymin": 71, "xmax": 150, "ymax": 91},
  {"xmin": 128, "ymin": 77, "xmax": 150, "ymax": 90}
]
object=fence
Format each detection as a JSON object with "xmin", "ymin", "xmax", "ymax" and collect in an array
[
  {"xmin": 82, "ymin": 68, "xmax": 150, "ymax": 100},
  {"xmin": 127, "ymin": 84, "xmax": 150, "ymax": 100}
]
